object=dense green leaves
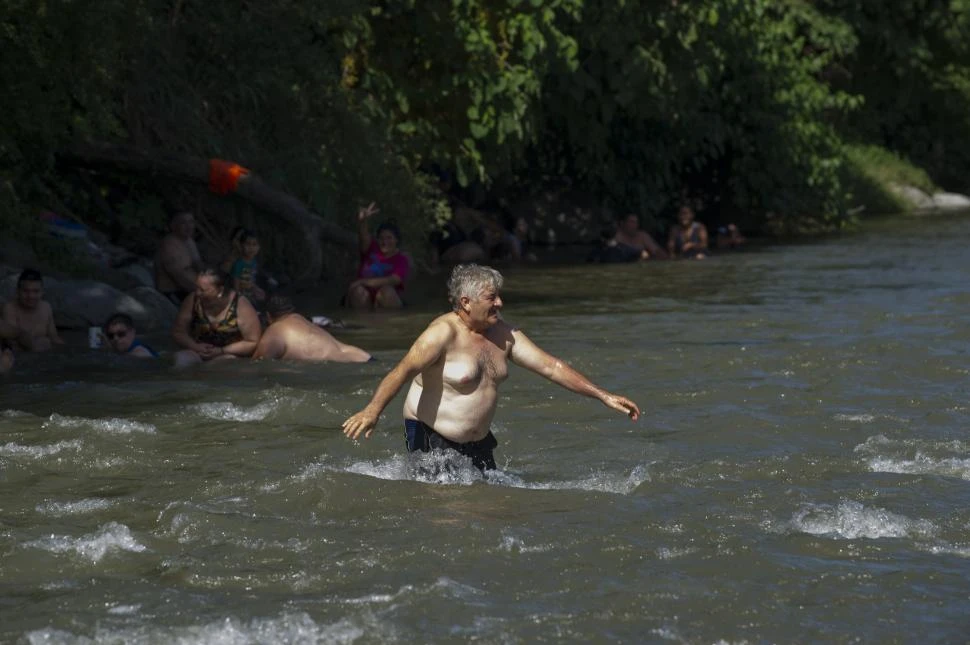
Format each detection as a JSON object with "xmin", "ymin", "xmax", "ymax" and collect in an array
[{"xmin": 1, "ymin": 0, "xmax": 967, "ymax": 269}]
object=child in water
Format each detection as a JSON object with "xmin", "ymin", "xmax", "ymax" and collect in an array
[{"xmin": 230, "ymin": 230, "xmax": 267, "ymax": 308}]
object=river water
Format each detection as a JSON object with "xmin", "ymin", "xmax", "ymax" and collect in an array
[{"xmin": 2, "ymin": 214, "xmax": 969, "ymax": 644}]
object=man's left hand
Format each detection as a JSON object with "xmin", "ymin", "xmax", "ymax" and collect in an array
[{"xmin": 602, "ymin": 393, "xmax": 640, "ymax": 421}]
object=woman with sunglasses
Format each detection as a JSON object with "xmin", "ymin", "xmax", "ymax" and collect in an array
[{"xmin": 102, "ymin": 313, "xmax": 158, "ymax": 358}]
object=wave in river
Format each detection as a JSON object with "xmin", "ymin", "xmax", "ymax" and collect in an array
[
  {"xmin": 855, "ymin": 434, "xmax": 970, "ymax": 480},
  {"xmin": 35, "ymin": 499, "xmax": 114, "ymax": 516},
  {"xmin": 0, "ymin": 439, "xmax": 83, "ymax": 459},
  {"xmin": 786, "ymin": 500, "xmax": 936, "ymax": 539},
  {"xmin": 298, "ymin": 453, "xmax": 649, "ymax": 494},
  {"xmin": 43, "ymin": 414, "xmax": 156, "ymax": 435},
  {"xmin": 25, "ymin": 612, "xmax": 365, "ymax": 645},
  {"xmin": 23, "ymin": 522, "xmax": 147, "ymax": 563}
]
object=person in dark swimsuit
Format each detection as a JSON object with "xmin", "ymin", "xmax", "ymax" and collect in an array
[
  {"xmin": 171, "ymin": 267, "xmax": 261, "ymax": 368},
  {"xmin": 102, "ymin": 313, "xmax": 158, "ymax": 358},
  {"xmin": 667, "ymin": 205, "xmax": 709, "ymax": 259}
]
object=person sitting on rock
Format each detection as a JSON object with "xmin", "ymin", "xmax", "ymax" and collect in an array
[
  {"xmin": 171, "ymin": 267, "xmax": 261, "ymax": 368},
  {"xmin": 1, "ymin": 269, "xmax": 64, "ymax": 352},
  {"xmin": 254, "ymin": 294, "xmax": 371, "ymax": 362},
  {"xmin": 345, "ymin": 203, "xmax": 409, "ymax": 310},
  {"xmin": 229, "ymin": 229, "xmax": 267, "ymax": 309},
  {"xmin": 101, "ymin": 313, "xmax": 158, "ymax": 358},
  {"xmin": 154, "ymin": 211, "xmax": 203, "ymax": 306}
]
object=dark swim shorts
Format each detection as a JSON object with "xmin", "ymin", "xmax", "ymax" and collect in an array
[{"xmin": 404, "ymin": 418, "xmax": 498, "ymax": 471}]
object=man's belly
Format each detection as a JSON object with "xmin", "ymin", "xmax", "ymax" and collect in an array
[{"xmin": 403, "ymin": 381, "xmax": 498, "ymax": 443}]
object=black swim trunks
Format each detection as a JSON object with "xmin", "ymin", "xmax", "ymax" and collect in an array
[{"xmin": 404, "ymin": 418, "xmax": 498, "ymax": 471}]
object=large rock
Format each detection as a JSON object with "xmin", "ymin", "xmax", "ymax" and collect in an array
[
  {"xmin": 931, "ymin": 192, "xmax": 970, "ymax": 210},
  {"xmin": 0, "ymin": 238, "xmax": 39, "ymax": 269},
  {"xmin": 888, "ymin": 183, "xmax": 934, "ymax": 210},
  {"xmin": 0, "ymin": 275, "xmax": 162, "ymax": 330},
  {"xmin": 126, "ymin": 286, "xmax": 178, "ymax": 330}
]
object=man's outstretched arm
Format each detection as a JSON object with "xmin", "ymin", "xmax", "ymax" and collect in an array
[
  {"xmin": 342, "ymin": 321, "xmax": 453, "ymax": 439},
  {"xmin": 509, "ymin": 328, "xmax": 640, "ymax": 420}
]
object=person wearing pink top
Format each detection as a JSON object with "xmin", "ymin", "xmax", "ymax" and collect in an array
[{"xmin": 345, "ymin": 202, "xmax": 410, "ymax": 310}]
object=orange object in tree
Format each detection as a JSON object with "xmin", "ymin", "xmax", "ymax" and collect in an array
[{"xmin": 208, "ymin": 159, "xmax": 250, "ymax": 194}]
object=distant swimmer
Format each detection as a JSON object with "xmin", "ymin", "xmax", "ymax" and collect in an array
[
  {"xmin": 253, "ymin": 295, "xmax": 372, "ymax": 363},
  {"xmin": 341, "ymin": 264, "xmax": 640, "ymax": 471}
]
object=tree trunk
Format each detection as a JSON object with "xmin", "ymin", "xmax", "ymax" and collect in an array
[{"xmin": 57, "ymin": 142, "xmax": 356, "ymax": 284}]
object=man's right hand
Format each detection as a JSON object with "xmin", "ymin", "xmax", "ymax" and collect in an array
[{"xmin": 342, "ymin": 409, "xmax": 379, "ymax": 440}]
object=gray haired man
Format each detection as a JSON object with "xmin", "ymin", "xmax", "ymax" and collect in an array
[{"xmin": 342, "ymin": 264, "xmax": 640, "ymax": 471}]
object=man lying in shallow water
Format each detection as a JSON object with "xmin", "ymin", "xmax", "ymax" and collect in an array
[
  {"xmin": 253, "ymin": 294, "xmax": 371, "ymax": 363},
  {"xmin": 342, "ymin": 263, "xmax": 640, "ymax": 471}
]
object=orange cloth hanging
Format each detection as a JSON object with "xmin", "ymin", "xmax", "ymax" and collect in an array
[{"xmin": 208, "ymin": 159, "xmax": 250, "ymax": 195}]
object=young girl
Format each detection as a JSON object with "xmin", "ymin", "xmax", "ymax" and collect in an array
[{"xmin": 230, "ymin": 230, "xmax": 267, "ymax": 307}]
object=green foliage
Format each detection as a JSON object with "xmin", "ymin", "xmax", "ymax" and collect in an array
[
  {"xmin": 1, "ymin": 0, "xmax": 968, "ymax": 272},
  {"xmin": 843, "ymin": 144, "xmax": 939, "ymax": 215}
]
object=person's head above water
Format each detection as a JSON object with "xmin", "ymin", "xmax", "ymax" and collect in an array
[
  {"xmin": 16, "ymin": 269, "xmax": 44, "ymax": 310},
  {"xmin": 448, "ymin": 264, "xmax": 504, "ymax": 330},
  {"xmin": 102, "ymin": 313, "xmax": 137, "ymax": 353},
  {"xmin": 168, "ymin": 211, "xmax": 195, "ymax": 240},
  {"xmin": 194, "ymin": 267, "xmax": 230, "ymax": 302},
  {"xmin": 265, "ymin": 294, "xmax": 296, "ymax": 321},
  {"xmin": 677, "ymin": 204, "xmax": 696, "ymax": 227},
  {"xmin": 618, "ymin": 213, "xmax": 639, "ymax": 235}
]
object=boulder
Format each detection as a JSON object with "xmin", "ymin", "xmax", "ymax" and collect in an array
[
  {"xmin": 0, "ymin": 238, "xmax": 39, "ymax": 269},
  {"xmin": 126, "ymin": 286, "xmax": 178, "ymax": 330},
  {"xmin": 888, "ymin": 183, "xmax": 934, "ymax": 210},
  {"xmin": 120, "ymin": 263, "xmax": 156, "ymax": 289},
  {"xmin": 931, "ymin": 192, "xmax": 970, "ymax": 210}
]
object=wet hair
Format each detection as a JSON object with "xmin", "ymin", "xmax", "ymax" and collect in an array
[
  {"xmin": 197, "ymin": 266, "xmax": 229, "ymax": 292},
  {"xmin": 169, "ymin": 211, "xmax": 193, "ymax": 224},
  {"xmin": 265, "ymin": 294, "xmax": 296, "ymax": 317},
  {"xmin": 239, "ymin": 229, "xmax": 259, "ymax": 245},
  {"xmin": 17, "ymin": 268, "xmax": 43, "ymax": 286},
  {"xmin": 376, "ymin": 221, "xmax": 401, "ymax": 243},
  {"xmin": 102, "ymin": 313, "xmax": 135, "ymax": 332},
  {"xmin": 447, "ymin": 264, "xmax": 503, "ymax": 310},
  {"xmin": 618, "ymin": 212, "xmax": 638, "ymax": 223}
]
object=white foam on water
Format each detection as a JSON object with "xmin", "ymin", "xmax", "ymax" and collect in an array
[
  {"xmin": 498, "ymin": 532, "xmax": 551, "ymax": 553},
  {"xmin": 867, "ymin": 454, "xmax": 970, "ymax": 480},
  {"xmin": 189, "ymin": 401, "xmax": 279, "ymax": 422},
  {"xmin": 788, "ymin": 500, "xmax": 936, "ymax": 540},
  {"xmin": 1, "ymin": 409, "xmax": 32, "ymax": 418},
  {"xmin": 106, "ymin": 604, "xmax": 141, "ymax": 615},
  {"xmin": 44, "ymin": 414, "xmax": 156, "ymax": 435},
  {"xmin": 656, "ymin": 545, "xmax": 697, "ymax": 560},
  {"xmin": 26, "ymin": 613, "xmax": 366, "ymax": 645},
  {"xmin": 0, "ymin": 439, "xmax": 83, "ymax": 459},
  {"xmin": 920, "ymin": 543, "xmax": 970, "ymax": 558},
  {"xmin": 834, "ymin": 413, "xmax": 876, "ymax": 423},
  {"xmin": 24, "ymin": 522, "xmax": 147, "ymax": 563},
  {"xmin": 300, "ymin": 455, "xmax": 649, "ymax": 494},
  {"xmin": 855, "ymin": 434, "xmax": 970, "ymax": 480},
  {"xmin": 35, "ymin": 499, "xmax": 114, "ymax": 516}
]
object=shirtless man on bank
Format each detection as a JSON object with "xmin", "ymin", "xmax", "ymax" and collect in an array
[
  {"xmin": 342, "ymin": 264, "xmax": 640, "ymax": 471},
  {"xmin": 1, "ymin": 269, "xmax": 64, "ymax": 353},
  {"xmin": 615, "ymin": 213, "xmax": 668, "ymax": 260},
  {"xmin": 253, "ymin": 294, "xmax": 372, "ymax": 363},
  {"xmin": 154, "ymin": 211, "xmax": 203, "ymax": 305}
]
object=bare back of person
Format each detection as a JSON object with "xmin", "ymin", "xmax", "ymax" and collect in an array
[
  {"xmin": 403, "ymin": 312, "xmax": 512, "ymax": 443},
  {"xmin": 254, "ymin": 314, "xmax": 371, "ymax": 362}
]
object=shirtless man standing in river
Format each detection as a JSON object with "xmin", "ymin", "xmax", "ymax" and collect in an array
[
  {"xmin": 253, "ymin": 294, "xmax": 372, "ymax": 363},
  {"xmin": 614, "ymin": 213, "xmax": 668, "ymax": 260},
  {"xmin": 342, "ymin": 264, "xmax": 640, "ymax": 470},
  {"xmin": 2, "ymin": 269, "xmax": 64, "ymax": 352},
  {"xmin": 154, "ymin": 211, "xmax": 203, "ymax": 305}
]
